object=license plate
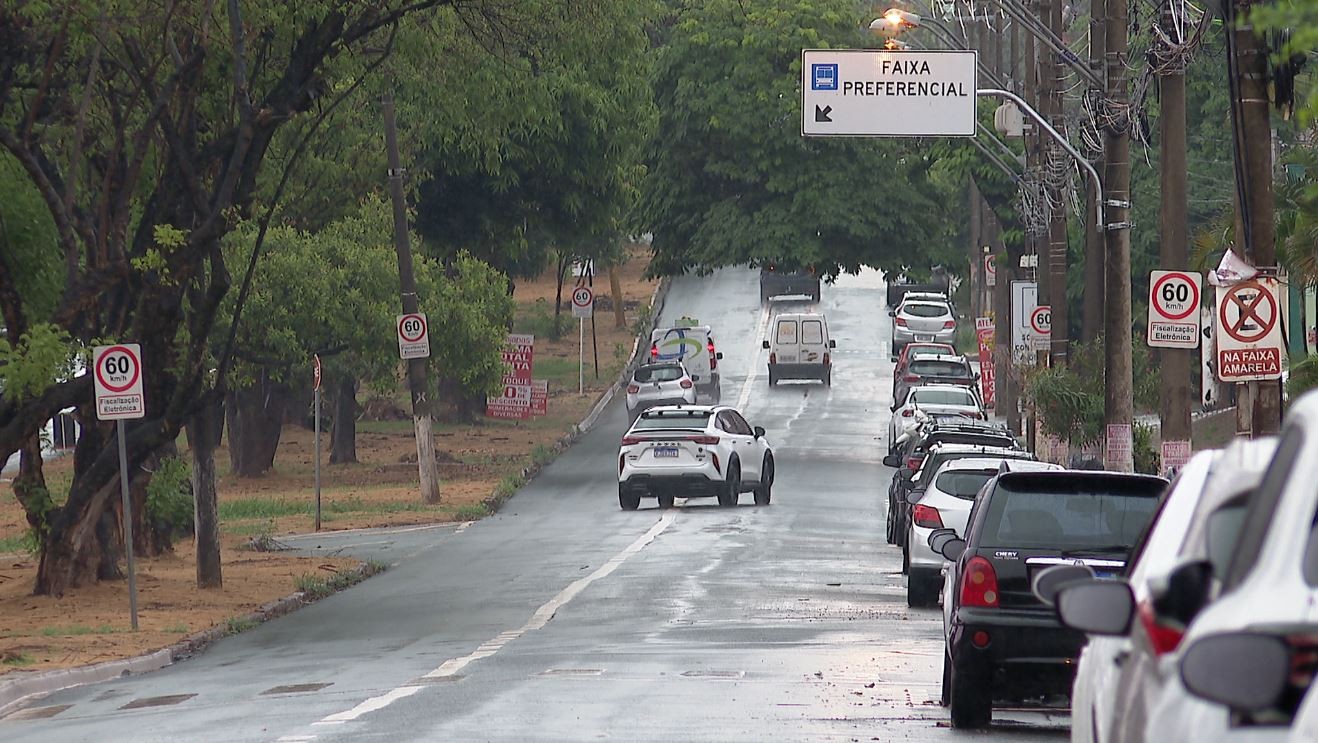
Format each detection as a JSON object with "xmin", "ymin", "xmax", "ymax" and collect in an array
[
  {"xmin": 916, "ymin": 335, "xmax": 935, "ymax": 342},
  {"xmin": 654, "ymin": 447, "xmax": 679, "ymax": 458},
  {"xmin": 1094, "ymin": 570, "xmax": 1120, "ymax": 580}
]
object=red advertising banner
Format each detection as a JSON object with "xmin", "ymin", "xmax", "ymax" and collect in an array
[
  {"xmin": 975, "ymin": 317, "xmax": 996, "ymax": 409},
  {"xmin": 487, "ymin": 334, "xmax": 536, "ymax": 419}
]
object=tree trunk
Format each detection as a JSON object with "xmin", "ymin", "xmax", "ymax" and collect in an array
[
  {"xmin": 553, "ymin": 251, "xmax": 571, "ymax": 338},
  {"xmin": 225, "ymin": 371, "xmax": 289, "ymax": 477},
  {"xmin": 330, "ymin": 374, "xmax": 358, "ymax": 464},
  {"xmin": 189, "ymin": 399, "xmax": 223, "ymax": 589},
  {"xmin": 609, "ymin": 266, "xmax": 626, "ymax": 329}
]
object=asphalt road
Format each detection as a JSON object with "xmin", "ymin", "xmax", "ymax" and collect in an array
[{"xmin": 3, "ymin": 269, "xmax": 1068, "ymax": 741}]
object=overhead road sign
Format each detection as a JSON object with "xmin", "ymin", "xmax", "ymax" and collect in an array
[
  {"xmin": 397, "ymin": 313, "xmax": 431, "ymax": 360},
  {"xmin": 94, "ymin": 344, "xmax": 145, "ymax": 421},
  {"xmin": 1215, "ymin": 278, "xmax": 1284, "ymax": 382},
  {"xmin": 1147, "ymin": 270, "xmax": 1201, "ymax": 349},
  {"xmin": 801, "ymin": 49, "xmax": 976, "ymax": 137}
]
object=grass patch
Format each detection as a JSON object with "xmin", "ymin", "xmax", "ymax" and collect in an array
[
  {"xmin": 224, "ymin": 519, "xmax": 280, "ymax": 537},
  {"xmin": 454, "ymin": 503, "xmax": 488, "ymax": 520},
  {"xmin": 493, "ymin": 473, "xmax": 526, "ymax": 502},
  {"xmin": 163, "ymin": 623, "xmax": 189, "ymax": 634},
  {"xmin": 2, "ymin": 652, "xmax": 35, "ymax": 667},
  {"xmin": 0, "ymin": 533, "xmax": 32, "ymax": 555},
  {"xmin": 225, "ymin": 616, "xmax": 258, "ymax": 635},
  {"xmin": 40, "ymin": 624, "xmax": 118, "ymax": 637},
  {"xmin": 530, "ymin": 444, "xmax": 556, "ymax": 467},
  {"xmin": 219, "ymin": 499, "xmax": 309, "ymax": 520},
  {"xmin": 295, "ymin": 562, "xmax": 387, "ymax": 601},
  {"xmin": 533, "ymin": 357, "xmax": 583, "ymax": 388}
]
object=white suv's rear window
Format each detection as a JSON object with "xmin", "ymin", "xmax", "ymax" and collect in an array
[{"xmin": 801, "ymin": 320, "xmax": 824, "ymax": 345}]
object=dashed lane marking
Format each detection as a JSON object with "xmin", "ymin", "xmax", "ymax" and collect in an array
[{"xmin": 736, "ymin": 303, "xmax": 773, "ymax": 412}]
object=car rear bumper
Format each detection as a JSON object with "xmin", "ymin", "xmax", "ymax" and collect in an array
[
  {"xmin": 619, "ymin": 472, "xmax": 722, "ymax": 498},
  {"xmin": 627, "ymin": 395, "xmax": 694, "ymax": 413},
  {"xmin": 769, "ymin": 362, "xmax": 829, "ymax": 380},
  {"xmin": 949, "ymin": 607, "xmax": 1086, "ymax": 700},
  {"xmin": 893, "ymin": 328, "xmax": 955, "ymax": 346}
]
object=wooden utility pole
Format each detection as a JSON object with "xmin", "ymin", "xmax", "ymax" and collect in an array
[
  {"xmin": 1227, "ymin": 0, "xmax": 1281, "ymax": 436},
  {"xmin": 1082, "ymin": 0, "xmax": 1107, "ymax": 343},
  {"xmin": 383, "ymin": 94, "xmax": 442, "ymax": 504},
  {"xmin": 1102, "ymin": 0, "xmax": 1135, "ymax": 470},
  {"xmin": 970, "ymin": 180, "xmax": 983, "ymax": 319},
  {"xmin": 1038, "ymin": 0, "xmax": 1069, "ymax": 365},
  {"xmin": 1157, "ymin": 4, "xmax": 1193, "ymax": 451}
]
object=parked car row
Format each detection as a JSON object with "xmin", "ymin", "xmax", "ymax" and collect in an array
[{"xmin": 1046, "ymin": 390, "xmax": 1318, "ymax": 742}]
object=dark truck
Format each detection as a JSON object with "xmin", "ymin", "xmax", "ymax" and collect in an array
[
  {"xmin": 933, "ymin": 469, "xmax": 1167, "ymax": 728},
  {"xmin": 759, "ymin": 264, "xmax": 821, "ymax": 302}
]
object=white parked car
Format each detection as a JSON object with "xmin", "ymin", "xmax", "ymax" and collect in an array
[
  {"xmin": 889, "ymin": 384, "xmax": 985, "ymax": 454},
  {"xmin": 618, "ymin": 405, "xmax": 774, "ymax": 510},
  {"xmin": 905, "ymin": 457, "xmax": 1062, "ymax": 607},
  {"xmin": 625, "ymin": 362, "xmax": 696, "ymax": 422},
  {"xmin": 1057, "ymin": 437, "xmax": 1277, "ymax": 743}
]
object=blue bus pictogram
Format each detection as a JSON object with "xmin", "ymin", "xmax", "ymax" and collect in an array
[{"xmin": 812, "ymin": 64, "xmax": 838, "ymax": 91}]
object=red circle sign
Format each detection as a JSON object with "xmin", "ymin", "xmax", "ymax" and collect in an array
[
  {"xmin": 398, "ymin": 313, "xmax": 427, "ymax": 343},
  {"xmin": 1152, "ymin": 272, "xmax": 1200, "ymax": 321},
  {"xmin": 572, "ymin": 287, "xmax": 593, "ymax": 308},
  {"xmin": 1218, "ymin": 281, "xmax": 1277, "ymax": 344},
  {"xmin": 96, "ymin": 345, "xmax": 141, "ymax": 393},
  {"xmin": 1030, "ymin": 306, "xmax": 1052, "ymax": 335}
]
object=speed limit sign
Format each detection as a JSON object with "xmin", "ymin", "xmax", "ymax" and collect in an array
[
  {"xmin": 94, "ymin": 344, "xmax": 145, "ymax": 420},
  {"xmin": 397, "ymin": 313, "xmax": 431, "ymax": 360},
  {"xmin": 571, "ymin": 286, "xmax": 594, "ymax": 319},
  {"xmin": 1029, "ymin": 306, "xmax": 1051, "ymax": 350},
  {"xmin": 1147, "ymin": 270, "xmax": 1202, "ymax": 349}
]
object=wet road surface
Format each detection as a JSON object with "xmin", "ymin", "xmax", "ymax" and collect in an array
[{"xmin": 3, "ymin": 269, "xmax": 1068, "ymax": 741}]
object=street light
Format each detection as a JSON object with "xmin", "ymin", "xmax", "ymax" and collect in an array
[{"xmin": 870, "ymin": 9, "xmax": 921, "ymax": 37}]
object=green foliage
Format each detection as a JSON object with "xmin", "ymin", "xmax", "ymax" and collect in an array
[
  {"xmin": 0, "ymin": 324, "xmax": 79, "ymax": 401},
  {"xmin": 1251, "ymin": 1, "xmax": 1318, "ymax": 123},
  {"xmin": 145, "ymin": 457, "xmax": 194, "ymax": 540},
  {"xmin": 0, "ymin": 152, "xmax": 62, "ymax": 320},
  {"xmin": 1133, "ymin": 423, "xmax": 1160, "ymax": 476},
  {"xmin": 1026, "ymin": 337, "xmax": 1161, "ymax": 448},
  {"xmin": 225, "ymin": 617, "xmax": 259, "ymax": 635},
  {"xmin": 455, "ymin": 503, "xmax": 489, "ymax": 520},
  {"xmin": 295, "ymin": 569, "xmax": 372, "ymax": 601},
  {"xmin": 640, "ymin": 0, "xmax": 959, "ymax": 278},
  {"xmin": 1, "ymin": 652, "xmax": 35, "ymax": 667},
  {"xmin": 1288, "ymin": 354, "xmax": 1318, "ymax": 399}
]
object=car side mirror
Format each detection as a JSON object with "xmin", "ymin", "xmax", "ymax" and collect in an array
[
  {"xmin": 939, "ymin": 537, "xmax": 966, "ymax": 562},
  {"xmin": 1180, "ymin": 632, "xmax": 1291, "ymax": 711},
  {"xmin": 716, "ymin": 352, "xmax": 724, "ymax": 360},
  {"xmin": 899, "ymin": 469, "xmax": 915, "ymax": 482},
  {"xmin": 1150, "ymin": 559, "xmax": 1213, "ymax": 628},
  {"xmin": 973, "ymin": 373, "xmax": 981, "ymax": 381},
  {"xmin": 882, "ymin": 454, "xmax": 901, "ymax": 467},
  {"xmin": 829, "ymin": 339, "xmax": 836, "ymax": 348},
  {"xmin": 1032, "ymin": 563, "xmax": 1097, "ymax": 606},
  {"xmin": 1055, "ymin": 580, "xmax": 1135, "ymax": 634},
  {"xmin": 927, "ymin": 528, "xmax": 957, "ymax": 554},
  {"xmin": 753, "ymin": 425, "xmax": 765, "ymax": 438},
  {"xmin": 761, "ymin": 340, "xmax": 770, "ymax": 349},
  {"xmin": 904, "ymin": 488, "xmax": 925, "ymax": 505},
  {"xmin": 888, "ymin": 310, "xmax": 897, "ymax": 317}
]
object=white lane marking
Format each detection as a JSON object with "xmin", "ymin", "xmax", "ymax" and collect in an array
[
  {"xmin": 736, "ymin": 303, "xmax": 773, "ymax": 412},
  {"xmin": 303, "ymin": 512, "xmax": 677, "ymax": 731}
]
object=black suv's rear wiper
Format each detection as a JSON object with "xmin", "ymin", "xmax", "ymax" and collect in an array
[{"xmin": 1060, "ymin": 545, "xmax": 1130, "ymax": 557}]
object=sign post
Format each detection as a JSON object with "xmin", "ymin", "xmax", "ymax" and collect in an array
[
  {"xmin": 1148, "ymin": 270, "xmax": 1202, "ymax": 348},
  {"xmin": 1215, "ymin": 278, "xmax": 1284, "ymax": 382},
  {"xmin": 93, "ymin": 344, "xmax": 145, "ymax": 631},
  {"xmin": 571, "ymin": 286, "xmax": 594, "ymax": 395},
  {"xmin": 975, "ymin": 317, "xmax": 996, "ymax": 409},
  {"xmin": 313, "ymin": 355, "xmax": 322, "ymax": 532},
  {"xmin": 801, "ymin": 49, "xmax": 976, "ymax": 136}
]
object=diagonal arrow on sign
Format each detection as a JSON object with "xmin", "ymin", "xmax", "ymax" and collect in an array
[{"xmin": 814, "ymin": 105, "xmax": 832, "ymax": 123}]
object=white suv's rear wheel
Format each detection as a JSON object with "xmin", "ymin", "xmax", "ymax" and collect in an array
[
  {"xmin": 618, "ymin": 487, "xmax": 640, "ymax": 511},
  {"xmin": 718, "ymin": 464, "xmax": 740, "ymax": 507}
]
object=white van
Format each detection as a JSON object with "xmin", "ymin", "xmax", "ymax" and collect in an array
[
  {"xmin": 648, "ymin": 322, "xmax": 722, "ymax": 402},
  {"xmin": 762, "ymin": 313, "xmax": 834, "ymax": 386}
]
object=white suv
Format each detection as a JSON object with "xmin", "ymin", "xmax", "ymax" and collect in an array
[{"xmin": 618, "ymin": 406, "xmax": 774, "ymax": 510}]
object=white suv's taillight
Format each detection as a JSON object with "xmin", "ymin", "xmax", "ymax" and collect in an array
[
  {"xmin": 679, "ymin": 379, "xmax": 693, "ymax": 389},
  {"xmin": 627, "ymin": 384, "xmax": 640, "ymax": 393}
]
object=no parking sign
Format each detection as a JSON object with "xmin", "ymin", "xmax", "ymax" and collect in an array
[{"xmin": 1215, "ymin": 278, "xmax": 1284, "ymax": 382}]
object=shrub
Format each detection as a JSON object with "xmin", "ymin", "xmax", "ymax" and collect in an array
[{"xmin": 146, "ymin": 456, "xmax": 194, "ymax": 540}]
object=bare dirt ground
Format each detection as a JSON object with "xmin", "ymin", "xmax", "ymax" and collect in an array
[{"xmin": 0, "ymin": 245, "xmax": 656, "ymax": 676}]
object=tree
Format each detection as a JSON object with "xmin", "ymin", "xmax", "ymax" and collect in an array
[
  {"xmin": 0, "ymin": 0, "xmax": 559, "ymax": 595},
  {"xmin": 639, "ymin": 0, "xmax": 958, "ymax": 278}
]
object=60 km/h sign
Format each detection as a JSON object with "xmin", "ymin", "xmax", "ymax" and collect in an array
[
  {"xmin": 571, "ymin": 286, "xmax": 594, "ymax": 319},
  {"xmin": 93, "ymin": 344, "xmax": 145, "ymax": 421},
  {"xmin": 1147, "ymin": 270, "xmax": 1202, "ymax": 349},
  {"xmin": 1215, "ymin": 278, "xmax": 1283, "ymax": 382},
  {"xmin": 397, "ymin": 313, "xmax": 431, "ymax": 360}
]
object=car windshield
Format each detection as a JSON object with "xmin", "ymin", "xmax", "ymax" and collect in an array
[
  {"xmin": 634, "ymin": 365, "xmax": 684, "ymax": 383},
  {"xmin": 632, "ymin": 410, "xmax": 711, "ymax": 430},
  {"xmin": 979, "ymin": 477, "xmax": 1164, "ymax": 550},
  {"xmin": 901, "ymin": 303, "xmax": 949, "ymax": 318},
  {"xmin": 910, "ymin": 388, "xmax": 976, "ymax": 406},
  {"xmin": 936, "ymin": 470, "xmax": 997, "ymax": 500},
  {"xmin": 908, "ymin": 360, "xmax": 971, "ymax": 378}
]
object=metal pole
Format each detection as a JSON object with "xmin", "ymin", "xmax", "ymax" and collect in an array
[
  {"xmin": 383, "ymin": 93, "xmax": 441, "ymax": 504},
  {"xmin": 314, "ymin": 385, "xmax": 322, "ymax": 532},
  {"xmin": 579, "ymin": 317, "xmax": 585, "ymax": 395},
  {"xmin": 117, "ymin": 420, "xmax": 139, "ymax": 631}
]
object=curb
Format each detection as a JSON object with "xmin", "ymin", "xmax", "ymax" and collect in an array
[
  {"xmin": 482, "ymin": 276, "xmax": 672, "ymax": 516},
  {"xmin": 0, "ymin": 562, "xmax": 381, "ymax": 718}
]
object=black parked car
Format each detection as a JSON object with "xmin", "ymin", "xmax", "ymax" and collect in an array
[
  {"xmin": 933, "ymin": 469, "xmax": 1167, "ymax": 728},
  {"xmin": 759, "ymin": 264, "xmax": 820, "ymax": 302}
]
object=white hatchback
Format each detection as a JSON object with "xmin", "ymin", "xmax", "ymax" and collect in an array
[
  {"xmin": 625, "ymin": 362, "xmax": 696, "ymax": 422},
  {"xmin": 889, "ymin": 384, "xmax": 985, "ymax": 454},
  {"xmin": 618, "ymin": 405, "xmax": 774, "ymax": 510}
]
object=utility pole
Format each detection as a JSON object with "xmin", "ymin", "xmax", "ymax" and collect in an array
[
  {"xmin": 1044, "ymin": 0, "xmax": 1069, "ymax": 364},
  {"xmin": 1227, "ymin": 0, "xmax": 1281, "ymax": 436},
  {"xmin": 383, "ymin": 93, "xmax": 442, "ymax": 504},
  {"xmin": 970, "ymin": 179, "xmax": 983, "ymax": 319},
  {"xmin": 1102, "ymin": 0, "xmax": 1135, "ymax": 471},
  {"xmin": 1157, "ymin": 4, "xmax": 1193, "ymax": 453},
  {"xmin": 1082, "ymin": 0, "xmax": 1107, "ymax": 343}
]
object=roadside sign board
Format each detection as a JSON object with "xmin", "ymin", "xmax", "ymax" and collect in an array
[
  {"xmin": 975, "ymin": 317, "xmax": 995, "ymax": 409},
  {"xmin": 571, "ymin": 286, "xmax": 594, "ymax": 319},
  {"xmin": 531, "ymin": 380, "xmax": 548, "ymax": 416},
  {"xmin": 1148, "ymin": 270, "xmax": 1202, "ymax": 348},
  {"xmin": 1215, "ymin": 278, "xmax": 1284, "ymax": 382},
  {"xmin": 1161, "ymin": 440, "xmax": 1192, "ymax": 476},
  {"xmin": 487, "ymin": 334, "xmax": 535, "ymax": 420},
  {"xmin": 800, "ymin": 49, "xmax": 976, "ymax": 137},
  {"xmin": 1029, "ymin": 306, "xmax": 1052, "ymax": 351},
  {"xmin": 984, "ymin": 254, "xmax": 996, "ymax": 287},
  {"xmin": 397, "ymin": 313, "xmax": 431, "ymax": 360},
  {"xmin": 1105, "ymin": 423, "xmax": 1133, "ymax": 473},
  {"xmin": 94, "ymin": 344, "xmax": 146, "ymax": 420},
  {"xmin": 1010, "ymin": 281, "xmax": 1039, "ymax": 364}
]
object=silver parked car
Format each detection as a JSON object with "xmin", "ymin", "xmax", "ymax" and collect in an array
[
  {"xmin": 626, "ymin": 362, "xmax": 696, "ymax": 422},
  {"xmin": 890, "ymin": 299, "xmax": 957, "ymax": 359}
]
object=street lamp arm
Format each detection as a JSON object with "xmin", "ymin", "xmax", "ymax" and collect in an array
[{"xmin": 976, "ymin": 87, "xmax": 1104, "ymax": 229}]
